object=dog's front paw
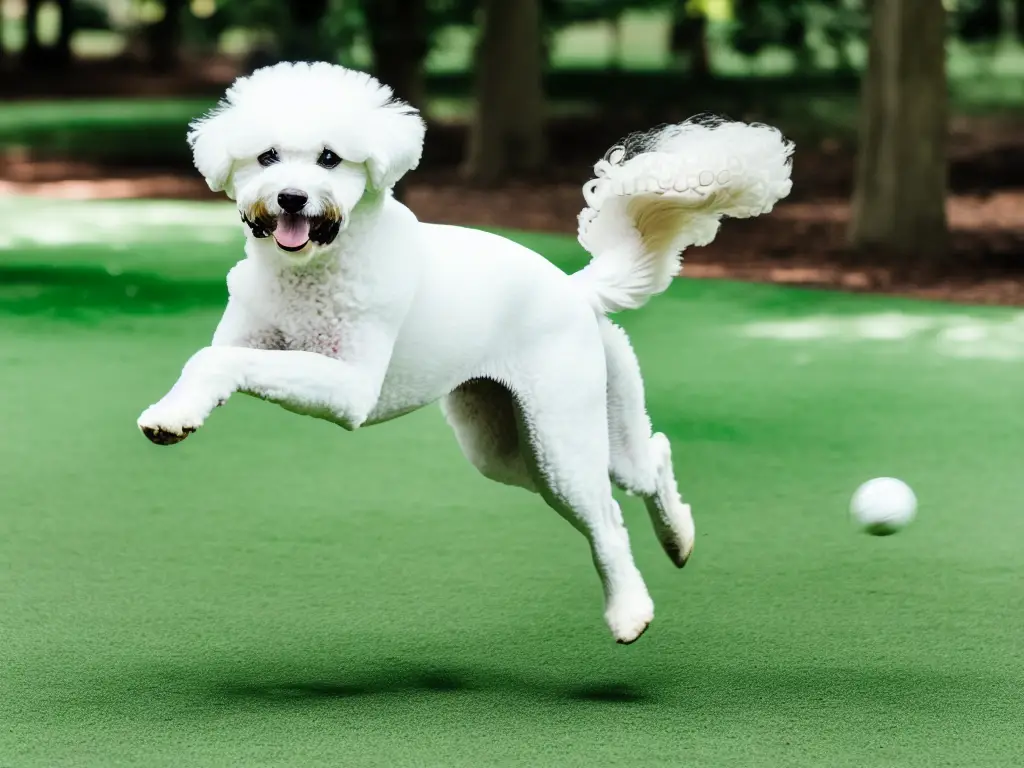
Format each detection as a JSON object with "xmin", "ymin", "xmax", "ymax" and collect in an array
[
  {"xmin": 137, "ymin": 399, "xmax": 208, "ymax": 446},
  {"xmin": 140, "ymin": 424, "xmax": 196, "ymax": 445}
]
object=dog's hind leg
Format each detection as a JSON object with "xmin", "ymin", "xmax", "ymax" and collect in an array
[
  {"xmin": 510, "ymin": 340, "xmax": 654, "ymax": 644},
  {"xmin": 600, "ymin": 317, "xmax": 695, "ymax": 568}
]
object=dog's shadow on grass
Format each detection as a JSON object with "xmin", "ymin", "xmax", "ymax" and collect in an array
[
  {"xmin": 102, "ymin": 660, "xmax": 985, "ymax": 719},
  {"xmin": 209, "ymin": 662, "xmax": 986, "ymax": 712},
  {"xmin": 217, "ymin": 667, "xmax": 653, "ymax": 706},
  {"xmin": 221, "ymin": 670, "xmax": 468, "ymax": 700}
]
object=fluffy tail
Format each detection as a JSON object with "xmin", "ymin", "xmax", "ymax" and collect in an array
[{"xmin": 572, "ymin": 115, "xmax": 794, "ymax": 314}]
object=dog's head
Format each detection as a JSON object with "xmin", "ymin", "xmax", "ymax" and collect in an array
[{"xmin": 188, "ymin": 61, "xmax": 425, "ymax": 259}]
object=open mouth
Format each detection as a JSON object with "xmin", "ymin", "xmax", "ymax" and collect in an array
[
  {"xmin": 273, "ymin": 213, "xmax": 313, "ymax": 251},
  {"xmin": 243, "ymin": 211, "xmax": 343, "ymax": 251}
]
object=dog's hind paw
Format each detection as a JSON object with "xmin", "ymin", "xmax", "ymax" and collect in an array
[{"xmin": 606, "ymin": 591, "xmax": 655, "ymax": 645}]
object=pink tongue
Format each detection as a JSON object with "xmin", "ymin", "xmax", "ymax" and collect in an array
[{"xmin": 273, "ymin": 215, "xmax": 311, "ymax": 248}]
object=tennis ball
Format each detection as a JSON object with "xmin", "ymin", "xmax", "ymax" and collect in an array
[{"xmin": 850, "ymin": 477, "xmax": 916, "ymax": 536}]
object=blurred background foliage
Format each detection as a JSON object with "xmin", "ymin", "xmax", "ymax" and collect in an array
[
  {"xmin": 1, "ymin": 0, "xmax": 1023, "ymax": 281},
  {"xmin": 3, "ymin": 0, "xmax": 1021, "ymax": 139},
  {"xmin": 5, "ymin": 0, "xmax": 1022, "ymax": 83},
  {"xmin": 2, "ymin": 0, "xmax": 1021, "ymax": 118}
]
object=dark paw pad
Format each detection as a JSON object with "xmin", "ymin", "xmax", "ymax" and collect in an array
[
  {"xmin": 662, "ymin": 540, "xmax": 692, "ymax": 569},
  {"xmin": 140, "ymin": 425, "xmax": 195, "ymax": 445},
  {"xmin": 671, "ymin": 546, "xmax": 691, "ymax": 569},
  {"xmin": 615, "ymin": 623, "xmax": 650, "ymax": 645}
]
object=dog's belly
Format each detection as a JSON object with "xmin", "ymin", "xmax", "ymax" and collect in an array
[
  {"xmin": 362, "ymin": 402, "xmax": 425, "ymax": 426},
  {"xmin": 365, "ymin": 368, "xmax": 454, "ymax": 425}
]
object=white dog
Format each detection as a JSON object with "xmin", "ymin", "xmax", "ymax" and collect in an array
[{"xmin": 138, "ymin": 61, "xmax": 793, "ymax": 644}]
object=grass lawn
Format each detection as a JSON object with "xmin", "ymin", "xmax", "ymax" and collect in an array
[{"xmin": 2, "ymin": 198, "xmax": 1023, "ymax": 767}]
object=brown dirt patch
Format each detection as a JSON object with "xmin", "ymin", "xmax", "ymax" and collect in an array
[
  {"xmin": 4, "ymin": 169, "xmax": 1021, "ymax": 306},
  {"xmin": 2, "ymin": 78, "xmax": 1023, "ymax": 307}
]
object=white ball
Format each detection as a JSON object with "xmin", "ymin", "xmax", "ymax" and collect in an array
[{"xmin": 850, "ymin": 477, "xmax": 917, "ymax": 536}]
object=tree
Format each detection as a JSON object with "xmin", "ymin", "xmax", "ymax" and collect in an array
[
  {"xmin": 22, "ymin": 0, "xmax": 44, "ymax": 67},
  {"xmin": 148, "ymin": 0, "xmax": 186, "ymax": 72},
  {"xmin": 365, "ymin": 0, "xmax": 430, "ymax": 112},
  {"xmin": 54, "ymin": 0, "xmax": 73, "ymax": 67},
  {"xmin": 364, "ymin": 0, "xmax": 432, "ymax": 203},
  {"xmin": 730, "ymin": 0, "xmax": 812, "ymax": 68},
  {"xmin": 463, "ymin": 0, "xmax": 546, "ymax": 185},
  {"xmin": 1002, "ymin": 0, "xmax": 1021, "ymax": 45},
  {"xmin": 669, "ymin": 0, "xmax": 711, "ymax": 78},
  {"xmin": 956, "ymin": 0, "xmax": 1024, "ymax": 52},
  {"xmin": 21, "ymin": 0, "xmax": 74, "ymax": 70},
  {"xmin": 848, "ymin": 0, "xmax": 949, "ymax": 279},
  {"xmin": 730, "ymin": 0, "xmax": 867, "ymax": 72},
  {"xmin": 280, "ymin": 0, "xmax": 336, "ymax": 62}
]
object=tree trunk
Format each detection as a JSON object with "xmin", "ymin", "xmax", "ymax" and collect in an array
[
  {"xmin": 280, "ymin": 0, "xmax": 333, "ymax": 63},
  {"xmin": 366, "ymin": 0, "xmax": 428, "ymax": 107},
  {"xmin": 23, "ymin": 0, "xmax": 43, "ymax": 68},
  {"xmin": 54, "ymin": 0, "xmax": 74, "ymax": 68},
  {"xmin": 463, "ymin": 0, "xmax": 546, "ymax": 186},
  {"xmin": 999, "ymin": 0, "xmax": 1018, "ymax": 46},
  {"xmin": 365, "ymin": 0, "xmax": 429, "ymax": 203},
  {"xmin": 21, "ymin": 0, "xmax": 73, "ymax": 69},
  {"xmin": 670, "ymin": 7, "xmax": 710, "ymax": 78},
  {"xmin": 689, "ymin": 15, "xmax": 710, "ymax": 79},
  {"xmin": 148, "ymin": 0, "xmax": 185, "ymax": 72},
  {"xmin": 848, "ymin": 0, "xmax": 949, "ymax": 281},
  {"xmin": 608, "ymin": 14, "xmax": 623, "ymax": 70}
]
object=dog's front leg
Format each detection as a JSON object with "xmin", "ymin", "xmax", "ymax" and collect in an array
[{"xmin": 137, "ymin": 346, "xmax": 384, "ymax": 445}]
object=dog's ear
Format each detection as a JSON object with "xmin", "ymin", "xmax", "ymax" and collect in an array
[
  {"xmin": 187, "ymin": 109, "xmax": 235, "ymax": 195},
  {"xmin": 362, "ymin": 99, "xmax": 426, "ymax": 192}
]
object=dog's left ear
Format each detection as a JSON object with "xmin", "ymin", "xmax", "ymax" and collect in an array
[
  {"xmin": 187, "ymin": 108, "xmax": 236, "ymax": 196},
  {"xmin": 362, "ymin": 99, "xmax": 426, "ymax": 192}
]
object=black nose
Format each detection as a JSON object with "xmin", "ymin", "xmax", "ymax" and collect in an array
[{"xmin": 277, "ymin": 190, "xmax": 308, "ymax": 214}]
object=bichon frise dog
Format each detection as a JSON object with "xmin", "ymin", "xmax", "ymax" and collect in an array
[{"xmin": 138, "ymin": 61, "xmax": 793, "ymax": 644}]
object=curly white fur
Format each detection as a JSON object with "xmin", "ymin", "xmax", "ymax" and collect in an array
[
  {"xmin": 138, "ymin": 62, "xmax": 792, "ymax": 644},
  {"xmin": 188, "ymin": 61, "xmax": 425, "ymax": 196},
  {"xmin": 575, "ymin": 115, "xmax": 794, "ymax": 313}
]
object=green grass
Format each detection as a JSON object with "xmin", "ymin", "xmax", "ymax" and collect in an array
[
  {"xmin": 0, "ymin": 100, "xmax": 215, "ymax": 134},
  {"xmin": 2, "ymin": 199, "xmax": 1024, "ymax": 766}
]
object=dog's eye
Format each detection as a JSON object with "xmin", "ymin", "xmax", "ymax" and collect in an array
[
  {"xmin": 317, "ymin": 149, "xmax": 342, "ymax": 169},
  {"xmin": 257, "ymin": 149, "xmax": 279, "ymax": 167}
]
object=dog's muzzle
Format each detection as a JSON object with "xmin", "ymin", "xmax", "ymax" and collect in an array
[{"xmin": 242, "ymin": 206, "xmax": 343, "ymax": 251}]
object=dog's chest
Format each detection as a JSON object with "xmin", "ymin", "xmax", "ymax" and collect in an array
[
  {"xmin": 273, "ymin": 324, "xmax": 344, "ymax": 356},
  {"xmin": 237, "ymin": 265, "xmax": 352, "ymax": 357}
]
